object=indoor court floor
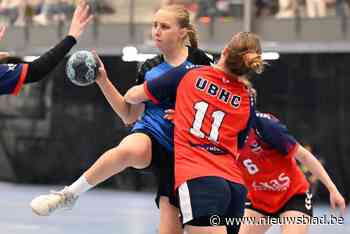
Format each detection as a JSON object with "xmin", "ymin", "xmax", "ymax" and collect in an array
[{"xmin": 1, "ymin": 182, "xmax": 349, "ymax": 234}]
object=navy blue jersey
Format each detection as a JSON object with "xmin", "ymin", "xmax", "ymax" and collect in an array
[
  {"xmin": 132, "ymin": 47, "xmax": 213, "ymax": 152},
  {"xmin": 0, "ymin": 64, "xmax": 29, "ymax": 95}
]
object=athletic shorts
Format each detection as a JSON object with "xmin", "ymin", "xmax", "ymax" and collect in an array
[
  {"xmin": 131, "ymin": 129, "xmax": 176, "ymax": 208},
  {"xmin": 245, "ymin": 191, "xmax": 313, "ymax": 217},
  {"xmin": 177, "ymin": 176, "xmax": 247, "ymax": 234}
]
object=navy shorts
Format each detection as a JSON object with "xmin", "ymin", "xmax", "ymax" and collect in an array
[
  {"xmin": 131, "ymin": 129, "xmax": 176, "ymax": 208},
  {"xmin": 177, "ymin": 176, "xmax": 247, "ymax": 234},
  {"xmin": 245, "ymin": 191, "xmax": 313, "ymax": 217}
]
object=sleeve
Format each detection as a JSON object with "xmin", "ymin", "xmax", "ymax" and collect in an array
[
  {"xmin": 238, "ymin": 93, "xmax": 256, "ymax": 149},
  {"xmin": 255, "ymin": 113, "xmax": 298, "ymax": 156},
  {"xmin": 24, "ymin": 35, "xmax": 77, "ymax": 84},
  {"xmin": 0, "ymin": 64, "xmax": 29, "ymax": 96},
  {"xmin": 0, "ymin": 36, "xmax": 76, "ymax": 96},
  {"xmin": 135, "ymin": 62, "xmax": 147, "ymax": 85},
  {"xmin": 143, "ymin": 64, "xmax": 189, "ymax": 105},
  {"xmin": 135, "ymin": 55, "xmax": 163, "ymax": 85}
]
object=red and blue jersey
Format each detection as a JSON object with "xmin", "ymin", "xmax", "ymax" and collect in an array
[
  {"xmin": 0, "ymin": 64, "xmax": 29, "ymax": 96},
  {"xmin": 145, "ymin": 65, "xmax": 254, "ymax": 189},
  {"xmin": 238, "ymin": 112, "xmax": 309, "ymax": 213}
]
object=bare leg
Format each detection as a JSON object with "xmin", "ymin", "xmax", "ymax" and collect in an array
[
  {"xmin": 159, "ymin": 196, "xmax": 183, "ymax": 234},
  {"xmin": 238, "ymin": 209, "xmax": 272, "ymax": 234},
  {"xmin": 185, "ymin": 225, "xmax": 227, "ymax": 234},
  {"xmin": 84, "ymin": 133, "xmax": 152, "ymax": 187},
  {"xmin": 280, "ymin": 211, "xmax": 309, "ymax": 234}
]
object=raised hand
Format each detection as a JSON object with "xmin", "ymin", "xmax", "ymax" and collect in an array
[{"xmin": 68, "ymin": 0, "xmax": 93, "ymax": 40}]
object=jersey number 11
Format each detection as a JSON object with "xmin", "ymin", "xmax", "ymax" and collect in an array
[{"xmin": 190, "ymin": 101, "xmax": 225, "ymax": 142}]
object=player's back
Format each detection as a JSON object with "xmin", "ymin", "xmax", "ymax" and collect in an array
[
  {"xmin": 173, "ymin": 66, "xmax": 252, "ymax": 189},
  {"xmin": 238, "ymin": 114, "xmax": 309, "ymax": 213}
]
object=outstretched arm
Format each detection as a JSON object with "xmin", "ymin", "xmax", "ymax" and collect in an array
[
  {"xmin": 94, "ymin": 54, "xmax": 191, "ymax": 124},
  {"xmin": 0, "ymin": 1, "xmax": 93, "ymax": 96},
  {"xmin": 25, "ymin": 0, "xmax": 93, "ymax": 84},
  {"xmin": 94, "ymin": 52, "xmax": 144, "ymax": 125},
  {"xmin": 295, "ymin": 146, "xmax": 346, "ymax": 216}
]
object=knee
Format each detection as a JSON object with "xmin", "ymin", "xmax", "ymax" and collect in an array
[
  {"xmin": 101, "ymin": 146, "xmax": 132, "ymax": 167},
  {"xmin": 110, "ymin": 144, "xmax": 150, "ymax": 169}
]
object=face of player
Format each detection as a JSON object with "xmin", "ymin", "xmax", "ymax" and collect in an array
[{"xmin": 151, "ymin": 9, "xmax": 186, "ymax": 52}]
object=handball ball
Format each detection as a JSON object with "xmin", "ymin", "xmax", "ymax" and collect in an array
[{"xmin": 66, "ymin": 50, "xmax": 99, "ymax": 86}]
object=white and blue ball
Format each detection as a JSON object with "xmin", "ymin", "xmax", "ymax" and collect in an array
[{"xmin": 66, "ymin": 50, "xmax": 99, "ymax": 86}]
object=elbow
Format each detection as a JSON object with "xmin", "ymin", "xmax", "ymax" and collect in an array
[
  {"xmin": 124, "ymin": 89, "xmax": 139, "ymax": 105},
  {"xmin": 119, "ymin": 101, "xmax": 139, "ymax": 125},
  {"xmin": 121, "ymin": 117, "xmax": 136, "ymax": 126},
  {"xmin": 124, "ymin": 85, "xmax": 148, "ymax": 105},
  {"xmin": 295, "ymin": 145, "xmax": 309, "ymax": 162}
]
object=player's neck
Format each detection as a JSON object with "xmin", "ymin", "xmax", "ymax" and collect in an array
[
  {"xmin": 213, "ymin": 59, "xmax": 239, "ymax": 82},
  {"xmin": 163, "ymin": 45, "xmax": 188, "ymax": 67},
  {"xmin": 215, "ymin": 59, "xmax": 232, "ymax": 76}
]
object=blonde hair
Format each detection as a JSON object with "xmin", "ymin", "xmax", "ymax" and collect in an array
[
  {"xmin": 160, "ymin": 4, "xmax": 198, "ymax": 48},
  {"xmin": 225, "ymin": 32, "xmax": 264, "ymax": 76}
]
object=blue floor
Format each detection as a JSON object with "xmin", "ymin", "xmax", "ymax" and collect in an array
[{"xmin": 0, "ymin": 182, "xmax": 349, "ymax": 234}]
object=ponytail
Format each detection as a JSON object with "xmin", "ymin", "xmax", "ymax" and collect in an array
[
  {"xmin": 243, "ymin": 52, "xmax": 264, "ymax": 74},
  {"xmin": 187, "ymin": 24, "xmax": 198, "ymax": 48},
  {"xmin": 224, "ymin": 32, "xmax": 264, "ymax": 76}
]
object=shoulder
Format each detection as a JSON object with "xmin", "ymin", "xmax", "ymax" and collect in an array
[
  {"xmin": 256, "ymin": 112, "xmax": 280, "ymax": 123},
  {"xmin": 136, "ymin": 55, "xmax": 164, "ymax": 84},
  {"xmin": 187, "ymin": 47, "xmax": 214, "ymax": 65},
  {"xmin": 0, "ymin": 64, "xmax": 23, "ymax": 79},
  {"xmin": 255, "ymin": 112, "xmax": 285, "ymax": 137},
  {"xmin": 139, "ymin": 55, "xmax": 164, "ymax": 73},
  {"xmin": 254, "ymin": 112, "xmax": 298, "ymax": 155},
  {"xmin": 0, "ymin": 64, "xmax": 19, "ymax": 72},
  {"xmin": 181, "ymin": 65, "xmax": 212, "ymax": 78}
]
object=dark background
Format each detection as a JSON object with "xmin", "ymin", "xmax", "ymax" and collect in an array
[{"xmin": 0, "ymin": 54, "xmax": 349, "ymax": 201}]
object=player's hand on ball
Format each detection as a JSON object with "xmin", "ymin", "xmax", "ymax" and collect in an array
[
  {"xmin": 68, "ymin": 0, "xmax": 93, "ymax": 40},
  {"xmin": 92, "ymin": 50, "xmax": 109, "ymax": 84}
]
